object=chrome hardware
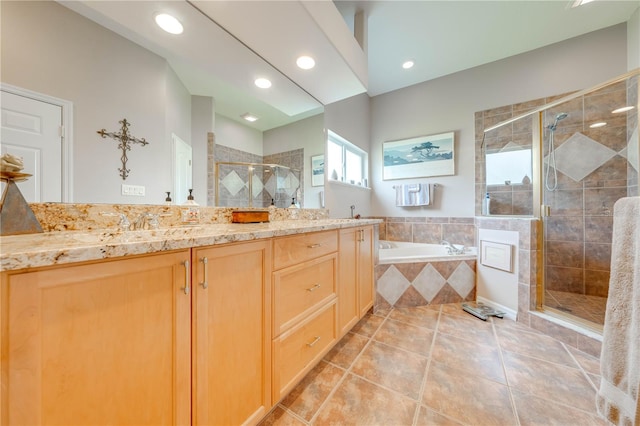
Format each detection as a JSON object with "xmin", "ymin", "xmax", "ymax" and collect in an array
[
  {"xmin": 133, "ymin": 212, "xmax": 171, "ymax": 230},
  {"xmin": 307, "ymin": 243, "xmax": 321, "ymax": 248},
  {"xmin": 100, "ymin": 212, "xmax": 130, "ymax": 231},
  {"xmin": 306, "ymin": 284, "xmax": 321, "ymax": 292},
  {"xmin": 306, "ymin": 336, "xmax": 321, "ymax": 348},
  {"xmin": 182, "ymin": 260, "xmax": 190, "ymax": 295},
  {"xmin": 200, "ymin": 257, "xmax": 208, "ymax": 289},
  {"xmin": 441, "ymin": 240, "xmax": 465, "ymax": 255}
]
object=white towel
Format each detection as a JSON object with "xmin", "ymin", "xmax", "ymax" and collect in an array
[
  {"xmin": 395, "ymin": 183, "xmax": 430, "ymax": 207},
  {"xmin": 596, "ymin": 196, "xmax": 640, "ymax": 426}
]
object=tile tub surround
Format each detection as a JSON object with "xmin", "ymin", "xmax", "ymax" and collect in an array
[
  {"xmin": 371, "ymin": 216, "xmax": 476, "ymax": 248},
  {"xmin": 0, "ymin": 215, "xmax": 380, "ymax": 272},
  {"xmin": 259, "ymin": 304, "xmax": 605, "ymax": 426},
  {"xmin": 375, "ymin": 259, "xmax": 476, "ymax": 311}
]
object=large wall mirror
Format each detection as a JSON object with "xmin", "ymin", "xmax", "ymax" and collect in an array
[{"xmin": 0, "ymin": 0, "xmax": 325, "ymax": 207}]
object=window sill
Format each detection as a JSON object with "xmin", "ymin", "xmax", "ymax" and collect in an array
[{"xmin": 328, "ymin": 179, "xmax": 371, "ymax": 190}]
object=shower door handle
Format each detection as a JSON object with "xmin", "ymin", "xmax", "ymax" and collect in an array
[{"xmin": 541, "ymin": 205, "xmax": 551, "ymax": 217}]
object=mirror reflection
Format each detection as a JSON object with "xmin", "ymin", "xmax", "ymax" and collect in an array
[{"xmin": 0, "ymin": 0, "xmax": 324, "ymax": 208}]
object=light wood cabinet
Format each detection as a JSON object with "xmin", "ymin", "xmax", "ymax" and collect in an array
[
  {"xmin": 192, "ymin": 240, "xmax": 272, "ymax": 426},
  {"xmin": 271, "ymin": 230, "xmax": 338, "ymax": 401},
  {"xmin": 338, "ymin": 226, "xmax": 375, "ymax": 336},
  {"xmin": 0, "ymin": 250, "xmax": 192, "ymax": 426}
]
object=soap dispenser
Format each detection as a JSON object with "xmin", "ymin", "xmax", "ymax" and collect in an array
[
  {"xmin": 181, "ymin": 189, "xmax": 200, "ymax": 224},
  {"xmin": 165, "ymin": 192, "xmax": 172, "ymax": 205}
]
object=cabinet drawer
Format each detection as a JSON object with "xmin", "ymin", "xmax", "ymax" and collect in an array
[
  {"xmin": 273, "ymin": 254, "xmax": 337, "ymax": 335},
  {"xmin": 273, "ymin": 230, "xmax": 338, "ymax": 270},
  {"xmin": 272, "ymin": 301, "xmax": 337, "ymax": 400}
]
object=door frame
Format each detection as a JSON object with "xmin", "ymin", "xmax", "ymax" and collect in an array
[{"xmin": 1, "ymin": 83, "xmax": 74, "ymax": 202}]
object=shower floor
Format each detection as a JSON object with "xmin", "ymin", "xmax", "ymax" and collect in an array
[{"xmin": 544, "ymin": 290, "xmax": 607, "ymax": 325}]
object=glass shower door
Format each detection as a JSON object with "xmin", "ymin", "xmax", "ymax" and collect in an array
[{"xmin": 541, "ymin": 78, "xmax": 635, "ymax": 326}]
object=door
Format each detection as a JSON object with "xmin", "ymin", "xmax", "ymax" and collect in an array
[
  {"xmin": 0, "ymin": 90, "xmax": 63, "ymax": 202},
  {"xmin": 172, "ymin": 133, "xmax": 192, "ymax": 205}
]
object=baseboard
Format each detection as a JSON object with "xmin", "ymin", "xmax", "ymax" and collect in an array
[{"xmin": 476, "ymin": 296, "xmax": 518, "ymax": 321}]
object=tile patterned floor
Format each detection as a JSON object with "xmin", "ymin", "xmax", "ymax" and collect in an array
[
  {"xmin": 545, "ymin": 290, "xmax": 608, "ymax": 325},
  {"xmin": 260, "ymin": 303, "xmax": 606, "ymax": 426}
]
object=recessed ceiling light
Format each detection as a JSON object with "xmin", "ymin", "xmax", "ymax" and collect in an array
[
  {"xmin": 402, "ymin": 61, "xmax": 414, "ymax": 69},
  {"xmin": 241, "ymin": 113, "xmax": 258, "ymax": 122},
  {"xmin": 296, "ymin": 56, "xmax": 316, "ymax": 70},
  {"xmin": 155, "ymin": 13, "xmax": 183, "ymax": 35},
  {"xmin": 612, "ymin": 106, "xmax": 635, "ymax": 113},
  {"xmin": 254, "ymin": 78, "xmax": 272, "ymax": 89},
  {"xmin": 590, "ymin": 122, "xmax": 607, "ymax": 128}
]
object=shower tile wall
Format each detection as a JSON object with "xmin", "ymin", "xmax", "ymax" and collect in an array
[
  {"xmin": 475, "ymin": 76, "xmax": 638, "ymax": 319},
  {"xmin": 264, "ymin": 148, "xmax": 304, "ymax": 208},
  {"xmin": 543, "ymin": 81, "xmax": 631, "ymax": 298},
  {"xmin": 208, "ymin": 142, "xmax": 304, "ymax": 208}
]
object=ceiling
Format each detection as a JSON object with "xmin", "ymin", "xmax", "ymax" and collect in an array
[
  {"xmin": 60, "ymin": 0, "xmax": 638, "ymax": 130},
  {"xmin": 334, "ymin": 0, "xmax": 639, "ymax": 96}
]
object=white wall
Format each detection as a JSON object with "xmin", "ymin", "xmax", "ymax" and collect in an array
[
  {"xmin": 629, "ymin": 7, "xmax": 640, "ymax": 70},
  {"xmin": 324, "ymin": 93, "xmax": 372, "ymax": 218},
  {"xmin": 370, "ymin": 24, "xmax": 628, "ymax": 218},
  {"xmin": 191, "ymin": 96, "xmax": 216, "ymax": 205},
  {"xmin": 1, "ymin": 0, "xmax": 193, "ymax": 204},
  {"xmin": 214, "ymin": 114, "xmax": 263, "ymax": 156},
  {"xmin": 264, "ymin": 114, "xmax": 325, "ymax": 208},
  {"xmin": 476, "ymin": 229, "xmax": 520, "ymax": 315}
]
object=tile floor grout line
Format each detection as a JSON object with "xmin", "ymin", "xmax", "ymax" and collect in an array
[
  {"xmin": 491, "ymin": 316, "xmax": 522, "ymax": 426},
  {"xmin": 274, "ymin": 403, "xmax": 312, "ymax": 426},
  {"xmin": 306, "ymin": 312, "xmax": 390, "ymax": 425},
  {"xmin": 562, "ymin": 342, "xmax": 601, "ymax": 393},
  {"xmin": 412, "ymin": 304, "xmax": 442, "ymax": 426}
]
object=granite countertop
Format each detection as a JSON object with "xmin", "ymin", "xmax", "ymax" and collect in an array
[{"xmin": 0, "ymin": 219, "xmax": 382, "ymax": 272}]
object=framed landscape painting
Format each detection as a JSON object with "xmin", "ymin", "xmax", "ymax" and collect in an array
[
  {"xmin": 383, "ymin": 131, "xmax": 455, "ymax": 180},
  {"xmin": 311, "ymin": 154, "xmax": 324, "ymax": 186}
]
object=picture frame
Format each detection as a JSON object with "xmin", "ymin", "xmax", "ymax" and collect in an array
[
  {"xmin": 383, "ymin": 131, "xmax": 455, "ymax": 180},
  {"xmin": 310, "ymin": 154, "xmax": 324, "ymax": 187}
]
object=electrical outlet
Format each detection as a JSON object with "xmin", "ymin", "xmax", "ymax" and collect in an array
[{"xmin": 121, "ymin": 184, "xmax": 145, "ymax": 196}]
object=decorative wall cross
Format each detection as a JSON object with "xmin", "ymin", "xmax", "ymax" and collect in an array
[{"xmin": 97, "ymin": 118, "xmax": 149, "ymax": 180}]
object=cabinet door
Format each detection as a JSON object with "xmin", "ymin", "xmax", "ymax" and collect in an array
[
  {"xmin": 358, "ymin": 226, "xmax": 375, "ymax": 316},
  {"xmin": 338, "ymin": 228, "xmax": 359, "ymax": 336},
  {"xmin": 1, "ymin": 251, "xmax": 192, "ymax": 426},
  {"xmin": 193, "ymin": 240, "xmax": 272, "ymax": 426}
]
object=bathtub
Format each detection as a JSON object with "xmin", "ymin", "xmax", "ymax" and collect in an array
[
  {"xmin": 375, "ymin": 241, "xmax": 478, "ymax": 311},
  {"xmin": 378, "ymin": 240, "xmax": 477, "ymax": 264}
]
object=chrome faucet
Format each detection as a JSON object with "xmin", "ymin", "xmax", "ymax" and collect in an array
[
  {"xmin": 133, "ymin": 212, "xmax": 161, "ymax": 230},
  {"xmin": 350, "ymin": 205, "xmax": 355, "ymax": 218},
  {"xmin": 442, "ymin": 240, "xmax": 465, "ymax": 255},
  {"xmin": 100, "ymin": 212, "xmax": 131, "ymax": 231}
]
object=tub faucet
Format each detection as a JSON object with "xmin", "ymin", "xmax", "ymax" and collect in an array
[{"xmin": 442, "ymin": 240, "xmax": 465, "ymax": 255}]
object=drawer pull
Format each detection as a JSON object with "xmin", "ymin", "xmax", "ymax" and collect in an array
[
  {"xmin": 306, "ymin": 336, "xmax": 321, "ymax": 348},
  {"xmin": 306, "ymin": 283, "xmax": 321, "ymax": 292},
  {"xmin": 182, "ymin": 260, "xmax": 190, "ymax": 295},
  {"xmin": 200, "ymin": 257, "xmax": 208, "ymax": 289},
  {"xmin": 307, "ymin": 243, "xmax": 322, "ymax": 248}
]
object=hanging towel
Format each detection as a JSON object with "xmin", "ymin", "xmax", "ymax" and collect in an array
[
  {"xmin": 395, "ymin": 183, "xmax": 430, "ymax": 206},
  {"xmin": 596, "ymin": 196, "xmax": 640, "ymax": 426}
]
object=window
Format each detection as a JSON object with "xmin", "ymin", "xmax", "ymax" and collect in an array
[{"xmin": 326, "ymin": 130, "xmax": 368, "ymax": 187}]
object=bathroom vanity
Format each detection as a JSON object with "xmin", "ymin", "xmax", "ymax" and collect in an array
[{"xmin": 0, "ymin": 217, "xmax": 378, "ymax": 425}]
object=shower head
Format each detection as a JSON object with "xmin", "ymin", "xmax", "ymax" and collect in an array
[{"xmin": 548, "ymin": 112, "xmax": 568, "ymax": 131}]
